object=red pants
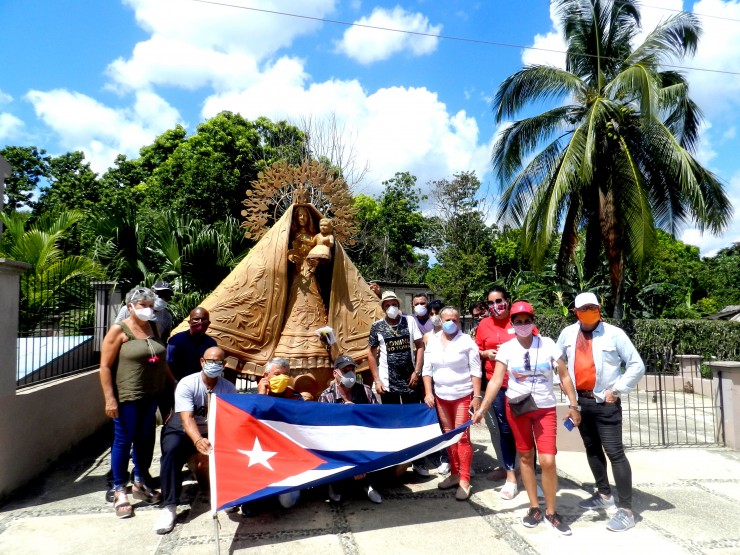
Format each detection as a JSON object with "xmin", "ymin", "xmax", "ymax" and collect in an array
[
  {"xmin": 505, "ymin": 404, "xmax": 557, "ymax": 455},
  {"xmin": 435, "ymin": 395, "xmax": 472, "ymax": 481}
]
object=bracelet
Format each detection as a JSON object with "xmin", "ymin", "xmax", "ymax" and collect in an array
[
  {"xmin": 195, "ymin": 437, "xmax": 205, "ymax": 445},
  {"xmin": 473, "ymin": 395, "xmax": 483, "ymax": 399},
  {"xmin": 568, "ymin": 405, "xmax": 581, "ymax": 412}
]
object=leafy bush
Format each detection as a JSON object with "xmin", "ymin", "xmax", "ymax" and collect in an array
[{"xmin": 535, "ymin": 316, "xmax": 740, "ymax": 362}]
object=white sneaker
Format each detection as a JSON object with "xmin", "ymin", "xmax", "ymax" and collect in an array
[
  {"xmin": 436, "ymin": 462, "xmax": 451, "ymax": 474},
  {"xmin": 278, "ymin": 490, "xmax": 300, "ymax": 508},
  {"xmin": 412, "ymin": 463, "xmax": 430, "ymax": 477},
  {"xmin": 154, "ymin": 505, "xmax": 176, "ymax": 535},
  {"xmin": 366, "ymin": 485, "xmax": 382, "ymax": 504},
  {"xmin": 327, "ymin": 484, "xmax": 341, "ymax": 503}
]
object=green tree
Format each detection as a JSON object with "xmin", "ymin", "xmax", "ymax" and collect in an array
[
  {"xmin": 34, "ymin": 151, "xmax": 101, "ymax": 216},
  {"xmin": 145, "ymin": 113, "xmax": 305, "ymax": 223},
  {"xmin": 426, "ymin": 171, "xmax": 493, "ymax": 309},
  {"xmin": 698, "ymin": 242, "xmax": 740, "ymax": 310},
  {"xmin": 351, "ymin": 172, "xmax": 427, "ymax": 282},
  {"xmin": 0, "ymin": 146, "xmax": 50, "ymax": 213},
  {"xmin": 0, "ymin": 210, "xmax": 104, "ymax": 333},
  {"xmin": 491, "ymin": 0, "xmax": 731, "ymax": 318}
]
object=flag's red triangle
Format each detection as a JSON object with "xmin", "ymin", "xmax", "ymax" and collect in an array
[{"xmin": 212, "ymin": 397, "xmax": 326, "ymax": 507}]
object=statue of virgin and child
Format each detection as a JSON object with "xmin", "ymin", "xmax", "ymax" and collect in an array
[{"xmin": 171, "ymin": 200, "xmax": 382, "ymax": 397}]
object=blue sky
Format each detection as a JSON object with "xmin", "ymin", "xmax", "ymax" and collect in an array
[{"xmin": 2, "ymin": 0, "xmax": 740, "ymax": 255}]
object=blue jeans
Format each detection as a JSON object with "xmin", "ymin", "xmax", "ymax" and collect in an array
[
  {"xmin": 488, "ymin": 388, "xmax": 516, "ymax": 471},
  {"xmin": 111, "ymin": 397, "xmax": 158, "ymax": 490}
]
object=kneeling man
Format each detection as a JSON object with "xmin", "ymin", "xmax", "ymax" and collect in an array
[{"xmin": 154, "ymin": 346, "xmax": 236, "ymax": 534}]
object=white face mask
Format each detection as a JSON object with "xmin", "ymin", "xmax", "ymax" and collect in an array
[
  {"xmin": 130, "ymin": 304, "xmax": 156, "ymax": 321},
  {"xmin": 430, "ymin": 315, "xmax": 442, "ymax": 328},
  {"xmin": 154, "ymin": 298, "xmax": 168, "ymax": 311},
  {"xmin": 413, "ymin": 304, "xmax": 428, "ymax": 317},
  {"xmin": 385, "ymin": 305, "xmax": 400, "ymax": 319},
  {"xmin": 338, "ymin": 370, "xmax": 356, "ymax": 388}
]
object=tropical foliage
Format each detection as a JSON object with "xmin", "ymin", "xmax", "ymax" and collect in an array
[{"xmin": 491, "ymin": 0, "xmax": 732, "ymax": 317}]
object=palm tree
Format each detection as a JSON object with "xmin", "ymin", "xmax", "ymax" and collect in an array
[
  {"xmin": 0, "ymin": 210, "xmax": 105, "ymax": 333},
  {"xmin": 492, "ymin": 0, "xmax": 732, "ymax": 317}
]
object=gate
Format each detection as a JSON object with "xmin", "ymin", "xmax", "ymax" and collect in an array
[{"xmin": 621, "ymin": 350, "xmax": 723, "ymax": 447}]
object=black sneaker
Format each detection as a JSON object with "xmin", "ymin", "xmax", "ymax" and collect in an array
[
  {"xmin": 522, "ymin": 506, "xmax": 543, "ymax": 528},
  {"xmin": 545, "ymin": 512, "xmax": 572, "ymax": 536}
]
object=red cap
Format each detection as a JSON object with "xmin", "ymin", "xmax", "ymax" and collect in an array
[{"xmin": 510, "ymin": 301, "xmax": 535, "ymax": 317}]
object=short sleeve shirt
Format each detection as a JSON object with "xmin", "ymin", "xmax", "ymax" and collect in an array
[
  {"xmin": 169, "ymin": 373, "xmax": 237, "ymax": 435},
  {"xmin": 495, "ymin": 336, "xmax": 563, "ymax": 408},
  {"xmin": 368, "ymin": 315, "xmax": 422, "ymax": 393},
  {"xmin": 166, "ymin": 330, "xmax": 218, "ymax": 381}
]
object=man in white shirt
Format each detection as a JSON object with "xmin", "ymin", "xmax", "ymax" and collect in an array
[
  {"xmin": 411, "ymin": 293, "xmax": 435, "ymax": 334},
  {"xmin": 557, "ymin": 292, "xmax": 645, "ymax": 532}
]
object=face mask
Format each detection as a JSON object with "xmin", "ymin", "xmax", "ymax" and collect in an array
[
  {"xmin": 338, "ymin": 370, "xmax": 356, "ymax": 388},
  {"xmin": 490, "ymin": 302, "xmax": 507, "ymax": 317},
  {"xmin": 413, "ymin": 305, "xmax": 428, "ymax": 317},
  {"xmin": 441, "ymin": 320, "xmax": 458, "ymax": 334},
  {"xmin": 269, "ymin": 374, "xmax": 290, "ymax": 394},
  {"xmin": 130, "ymin": 304, "xmax": 156, "ymax": 321},
  {"xmin": 202, "ymin": 361, "xmax": 224, "ymax": 378},
  {"xmin": 385, "ymin": 305, "xmax": 400, "ymax": 319},
  {"xmin": 154, "ymin": 298, "xmax": 168, "ymax": 312},
  {"xmin": 576, "ymin": 308, "xmax": 601, "ymax": 326},
  {"xmin": 513, "ymin": 323, "xmax": 535, "ymax": 337},
  {"xmin": 430, "ymin": 315, "xmax": 442, "ymax": 328}
]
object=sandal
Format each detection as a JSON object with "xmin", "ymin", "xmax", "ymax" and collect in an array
[
  {"xmin": 114, "ymin": 490, "xmax": 134, "ymax": 519},
  {"xmin": 132, "ymin": 482, "xmax": 162, "ymax": 504},
  {"xmin": 500, "ymin": 480, "xmax": 518, "ymax": 500},
  {"xmin": 455, "ymin": 483, "xmax": 472, "ymax": 501}
]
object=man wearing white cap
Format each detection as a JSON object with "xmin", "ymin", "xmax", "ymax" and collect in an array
[{"xmin": 556, "ymin": 292, "xmax": 645, "ymax": 532}]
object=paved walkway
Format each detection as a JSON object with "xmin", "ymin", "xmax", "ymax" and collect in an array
[{"xmin": 1, "ymin": 423, "xmax": 739, "ymax": 555}]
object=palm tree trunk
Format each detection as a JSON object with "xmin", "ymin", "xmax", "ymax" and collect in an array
[{"xmin": 599, "ymin": 189, "xmax": 625, "ymax": 319}]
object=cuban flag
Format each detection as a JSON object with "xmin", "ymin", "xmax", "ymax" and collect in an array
[{"xmin": 208, "ymin": 394, "xmax": 470, "ymax": 512}]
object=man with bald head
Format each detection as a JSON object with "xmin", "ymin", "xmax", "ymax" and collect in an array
[
  {"xmin": 167, "ymin": 307, "xmax": 218, "ymax": 381},
  {"xmin": 154, "ymin": 346, "xmax": 237, "ymax": 534}
]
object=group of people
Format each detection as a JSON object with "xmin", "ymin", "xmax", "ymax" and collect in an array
[
  {"xmin": 368, "ymin": 287, "xmax": 645, "ymax": 536},
  {"xmin": 99, "ymin": 283, "xmax": 645, "ymax": 538}
]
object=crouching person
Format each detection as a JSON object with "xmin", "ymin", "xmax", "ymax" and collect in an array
[
  {"xmin": 154, "ymin": 346, "xmax": 236, "ymax": 534},
  {"xmin": 318, "ymin": 355, "xmax": 382, "ymax": 504}
]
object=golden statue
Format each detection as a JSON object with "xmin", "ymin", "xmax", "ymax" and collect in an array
[{"xmin": 171, "ymin": 161, "xmax": 381, "ymax": 397}]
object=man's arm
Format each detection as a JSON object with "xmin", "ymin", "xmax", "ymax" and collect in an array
[
  {"xmin": 612, "ymin": 329, "xmax": 645, "ymax": 394},
  {"xmin": 367, "ymin": 345, "xmax": 384, "ymax": 394},
  {"xmin": 181, "ymin": 411, "xmax": 211, "ymax": 455}
]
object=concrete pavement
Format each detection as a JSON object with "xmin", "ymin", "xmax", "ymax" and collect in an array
[{"xmin": 0, "ymin": 423, "xmax": 739, "ymax": 555}]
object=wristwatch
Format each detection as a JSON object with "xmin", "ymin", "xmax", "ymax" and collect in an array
[
  {"xmin": 611, "ymin": 389, "xmax": 621, "ymax": 398},
  {"xmin": 568, "ymin": 405, "xmax": 581, "ymax": 412},
  {"xmin": 415, "ymin": 371, "xmax": 422, "ymax": 377}
]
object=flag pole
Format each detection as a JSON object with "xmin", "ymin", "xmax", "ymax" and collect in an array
[{"xmin": 212, "ymin": 512, "xmax": 221, "ymax": 555}]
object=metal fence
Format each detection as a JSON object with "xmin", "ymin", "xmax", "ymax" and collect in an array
[
  {"xmin": 621, "ymin": 350, "xmax": 722, "ymax": 448},
  {"xmin": 16, "ymin": 270, "xmax": 99, "ymax": 387}
]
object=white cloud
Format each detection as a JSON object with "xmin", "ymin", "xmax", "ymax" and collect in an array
[
  {"xmin": 0, "ymin": 113, "xmax": 24, "ymax": 141},
  {"xmin": 722, "ymin": 126, "xmax": 736, "ymax": 141},
  {"xmin": 26, "ymin": 89, "xmax": 180, "ymax": 172},
  {"xmin": 522, "ymin": 2, "xmax": 565, "ymax": 68},
  {"xmin": 109, "ymin": 0, "xmax": 337, "ymax": 92},
  {"xmin": 336, "ymin": 6, "xmax": 441, "ymax": 64},
  {"xmin": 202, "ymin": 66, "xmax": 492, "ymax": 194},
  {"xmin": 0, "ymin": 90, "xmax": 12, "ymax": 105}
]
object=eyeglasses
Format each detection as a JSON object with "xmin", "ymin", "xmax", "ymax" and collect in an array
[{"xmin": 203, "ymin": 359, "xmax": 223, "ymax": 364}]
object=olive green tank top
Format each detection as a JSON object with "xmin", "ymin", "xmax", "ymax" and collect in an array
[{"xmin": 114, "ymin": 321, "xmax": 167, "ymax": 403}]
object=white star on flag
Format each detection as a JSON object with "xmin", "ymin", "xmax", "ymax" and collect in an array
[{"xmin": 238, "ymin": 437, "xmax": 277, "ymax": 470}]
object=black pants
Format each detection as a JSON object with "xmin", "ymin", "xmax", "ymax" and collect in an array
[
  {"xmin": 578, "ymin": 398, "xmax": 633, "ymax": 510},
  {"xmin": 160, "ymin": 425, "xmax": 197, "ymax": 507},
  {"xmin": 380, "ymin": 390, "xmax": 421, "ymax": 404}
]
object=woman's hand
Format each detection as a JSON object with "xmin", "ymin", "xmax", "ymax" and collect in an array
[
  {"xmin": 105, "ymin": 397, "xmax": 119, "ymax": 419},
  {"xmin": 470, "ymin": 396, "xmax": 482, "ymax": 414},
  {"xmin": 471, "ymin": 408, "xmax": 485, "ymax": 425},
  {"xmin": 424, "ymin": 393, "xmax": 435, "ymax": 408}
]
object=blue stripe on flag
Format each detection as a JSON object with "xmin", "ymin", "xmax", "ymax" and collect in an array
[{"xmin": 216, "ymin": 393, "xmax": 440, "ymax": 428}]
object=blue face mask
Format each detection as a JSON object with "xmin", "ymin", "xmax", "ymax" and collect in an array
[
  {"xmin": 441, "ymin": 320, "xmax": 458, "ymax": 335},
  {"xmin": 202, "ymin": 361, "xmax": 224, "ymax": 378}
]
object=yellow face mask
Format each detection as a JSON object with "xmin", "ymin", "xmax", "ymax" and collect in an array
[{"xmin": 269, "ymin": 374, "xmax": 290, "ymax": 394}]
